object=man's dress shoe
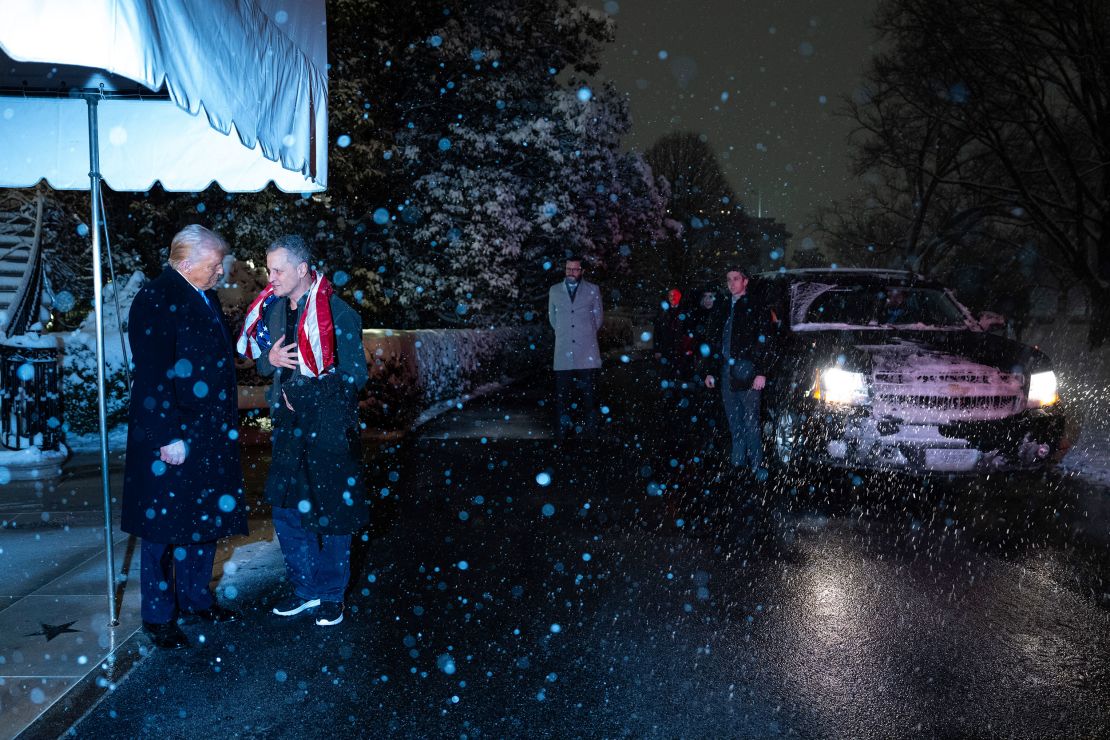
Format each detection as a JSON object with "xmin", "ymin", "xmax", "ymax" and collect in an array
[{"xmin": 142, "ymin": 621, "xmax": 189, "ymax": 650}]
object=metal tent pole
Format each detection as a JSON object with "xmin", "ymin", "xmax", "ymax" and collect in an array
[{"xmin": 83, "ymin": 91, "xmax": 119, "ymax": 626}]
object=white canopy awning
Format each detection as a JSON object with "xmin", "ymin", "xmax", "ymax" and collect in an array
[
  {"xmin": 0, "ymin": 0, "xmax": 327, "ymax": 193},
  {"xmin": 0, "ymin": 0, "xmax": 330, "ymax": 626}
]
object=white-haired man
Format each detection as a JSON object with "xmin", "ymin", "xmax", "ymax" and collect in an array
[{"xmin": 122, "ymin": 224, "xmax": 247, "ymax": 650}]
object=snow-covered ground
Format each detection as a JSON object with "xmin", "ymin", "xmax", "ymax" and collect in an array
[{"xmin": 0, "ymin": 443, "xmax": 67, "ymax": 482}]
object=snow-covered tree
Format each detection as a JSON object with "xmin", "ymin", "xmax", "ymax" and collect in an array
[
  {"xmin": 59, "ymin": 0, "xmax": 667, "ymax": 329},
  {"xmin": 367, "ymin": 0, "xmax": 669, "ymax": 324}
]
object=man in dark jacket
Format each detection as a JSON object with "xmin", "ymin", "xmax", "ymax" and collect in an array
[
  {"xmin": 703, "ymin": 266, "xmax": 775, "ymax": 472},
  {"xmin": 122, "ymin": 224, "xmax": 247, "ymax": 650},
  {"xmin": 243, "ymin": 235, "xmax": 368, "ymax": 627},
  {"xmin": 652, "ymin": 288, "xmax": 694, "ymax": 381}
]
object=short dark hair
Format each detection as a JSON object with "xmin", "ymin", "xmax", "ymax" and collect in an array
[
  {"xmin": 268, "ymin": 234, "xmax": 313, "ymax": 266},
  {"xmin": 565, "ymin": 254, "xmax": 585, "ymax": 265},
  {"xmin": 724, "ymin": 264, "xmax": 750, "ymax": 278}
]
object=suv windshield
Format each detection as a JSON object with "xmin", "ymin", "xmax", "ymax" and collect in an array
[{"xmin": 796, "ymin": 284, "xmax": 968, "ymax": 328}]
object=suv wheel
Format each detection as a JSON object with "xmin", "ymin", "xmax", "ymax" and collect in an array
[{"xmin": 771, "ymin": 410, "xmax": 800, "ymax": 469}]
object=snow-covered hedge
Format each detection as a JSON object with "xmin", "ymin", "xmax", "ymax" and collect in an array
[
  {"xmin": 358, "ymin": 326, "xmax": 548, "ymax": 429},
  {"xmin": 355, "ymin": 316, "xmax": 633, "ymax": 430},
  {"xmin": 52, "ymin": 266, "xmax": 633, "ymax": 439},
  {"xmin": 59, "ymin": 272, "xmax": 143, "ymax": 435}
]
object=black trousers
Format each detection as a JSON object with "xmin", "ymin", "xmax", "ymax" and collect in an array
[
  {"xmin": 554, "ymin": 369, "xmax": 599, "ymax": 441},
  {"xmin": 140, "ymin": 540, "xmax": 215, "ymax": 623}
]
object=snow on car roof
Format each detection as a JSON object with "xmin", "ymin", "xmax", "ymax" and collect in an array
[
  {"xmin": 757, "ymin": 267, "xmax": 927, "ymax": 282},
  {"xmin": 781, "ymin": 275, "xmax": 975, "ymax": 329}
]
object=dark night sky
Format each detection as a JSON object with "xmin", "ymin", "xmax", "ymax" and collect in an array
[{"xmin": 590, "ymin": 0, "xmax": 880, "ymax": 244}]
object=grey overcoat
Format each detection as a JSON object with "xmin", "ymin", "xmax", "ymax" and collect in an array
[{"xmin": 548, "ymin": 279, "xmax": 603, "ymax": 371}]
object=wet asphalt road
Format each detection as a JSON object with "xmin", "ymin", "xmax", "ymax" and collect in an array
[{"xmin": 71, "ymin": 360, "xmax": 1110, "ymax": 738}]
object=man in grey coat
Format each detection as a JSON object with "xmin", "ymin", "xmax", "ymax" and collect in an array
[{"xmin": 548, "ymin": 255, "xmax": 603, "ymax": 443}]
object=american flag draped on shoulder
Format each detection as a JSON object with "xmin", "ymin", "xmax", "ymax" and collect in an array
[{"xmin": 236, "ymin": 271, "xmax": 337, "ymax": 378}]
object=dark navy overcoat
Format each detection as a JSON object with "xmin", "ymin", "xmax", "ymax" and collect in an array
[{"xmin": 121, "ymin": 268, "xmax": 247, "ymax": 543}]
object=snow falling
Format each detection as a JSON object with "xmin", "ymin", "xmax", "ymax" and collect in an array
[{"xmin": 3, "ymin": 0, "xmax": 1109, "ymax": 737}]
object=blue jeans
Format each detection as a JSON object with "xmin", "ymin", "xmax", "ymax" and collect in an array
[
  {"xmin": 140, "ymin": 540, "xmax": 216, "ymax": 623},
  {"xmin": 720, "ymin": 385, "xmax": 763, "ymax": 469},
  {"xmin": 272, "ymin": 506, "xmax": 352, "ymax": 602}
]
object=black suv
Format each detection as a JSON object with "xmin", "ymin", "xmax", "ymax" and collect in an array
[{"xmin": 756, "ymin": 269, "xmax": 1074, "ymax": 474}]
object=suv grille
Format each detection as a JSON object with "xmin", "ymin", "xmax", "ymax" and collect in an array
[
  {"xmin": 877, "ymin": 394, "xmax": 1020, "ymax": 412},
  {"xmin": 872, "ymin": 371, "xmax": 1024, "ymax": 423},
  {"xmin": 875, "ymin": 372, "xmax": 994, "ymax": 385}
]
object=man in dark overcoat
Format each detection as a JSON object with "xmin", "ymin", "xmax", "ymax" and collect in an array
[
  {"xmin": 122, "ymin": 224, "xmax": 247, "ymax": 650},
  {"xmin": 652, "ymin": 288, "xmax": 692, "ymax": 381},
  {"xmin": 240, "ymin": 235, "xmax": 368, "ymax": 627}
]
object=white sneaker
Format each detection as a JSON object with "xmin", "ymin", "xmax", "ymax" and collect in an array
[
  {"xmin": 272, "ymin": 595, "xmax": 321, "ymax": 616},
  {"xmin": 314, "ymin": 601, "xmax": 344, "ymax": 626}
]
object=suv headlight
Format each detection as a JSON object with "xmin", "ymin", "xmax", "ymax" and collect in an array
[
  {"xmin": 1027, "ymin": 370, "xmax": 1058, "ymax": 407},
  {"xmin": 815, "ymin": 367, "xmax": 869, "ymax": 405}
]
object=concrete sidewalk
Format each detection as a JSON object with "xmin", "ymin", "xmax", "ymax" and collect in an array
[
  {"xmin": 0, "ymin": 452, "xmax": 131, "ymax": 740},
  {"xmin": 0, "ymin": 450, "xmax": 283, "ymax": 740}
]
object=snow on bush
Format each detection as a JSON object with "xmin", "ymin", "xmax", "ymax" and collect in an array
[
  {"xmin": 356, "ymin": 326, "xmax": 547, "ymax": 429},
  {"xmin": 354, "ymin": 316, "xmax": 630, "ymax": 430},
  {"xmin": 60, "ymin": 272, "xmax": 143, "ymax": 435}
]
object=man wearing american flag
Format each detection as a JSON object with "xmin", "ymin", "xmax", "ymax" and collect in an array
[{"xmin": 237, "ymin": 235, "xmax": 368, "ymax": 627}]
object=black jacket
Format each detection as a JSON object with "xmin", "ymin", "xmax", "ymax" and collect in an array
[
  {"xmin": 256, "ymin": 292, "xmax": 370, "ymax": 534},
  {"xmin": 703, "ymin": 289, "xmax": 777, "ymax": 387},
  {"xmin": 121, "ymin": 268, "xmax": 247, "ymax": 543}
]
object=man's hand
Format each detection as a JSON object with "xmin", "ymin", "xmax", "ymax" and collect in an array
[
  {"xmin": 704, "ymin": 374, "xmax": 716, "ymax": 389},
  {"xmin": 752, "ymin": 375, "xmax": 766, "ymax": 390},
  {"xmin": 159, "ymin": 439, "xmax": 187, "ymax": 465},
  {"xmin": 282, "ymin": 390, "xmax": 294, "ymax": 412},
  {"xmin": 268, "ymin": 336, "xmax": 299, "ymax": 370}
]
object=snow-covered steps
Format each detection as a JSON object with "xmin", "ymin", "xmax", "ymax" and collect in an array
[{"xmin": 0, "ymin": 192, "xmax": 45, "ymax": 337}]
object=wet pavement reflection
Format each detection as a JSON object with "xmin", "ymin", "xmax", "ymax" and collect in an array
[{"xmin": 70, "ymin": 361, "xmax": 1110, "ymax": 738}]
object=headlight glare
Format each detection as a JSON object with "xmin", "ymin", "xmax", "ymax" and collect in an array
[
  {"xmin": 817, "ymin": 367, "xmax": 869, "ymax": 405},
  {"xmin": 1027, "ymin": 370, "xmax": 1058, "ymax": 407}
]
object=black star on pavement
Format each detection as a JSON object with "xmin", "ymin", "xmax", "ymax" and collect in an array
[{"xmin": 25, "ymin": 621, "xmax": 81, "ymax": 642}]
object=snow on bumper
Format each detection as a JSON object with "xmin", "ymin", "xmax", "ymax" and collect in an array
[{"xmin": 795, "ymin": 405, "xmax": 1072, "ymax": 474}]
